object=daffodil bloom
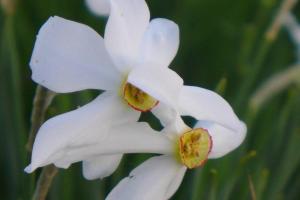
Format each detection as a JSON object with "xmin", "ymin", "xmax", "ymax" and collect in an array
[
  {"xmin": 105, "ymin": 97, "xmax": 247, "ymax": 200},
  {"xmin": 25, "ymin": 0, "xmax": 183, "ymax": 179},
  {"xmin": 85, "ymin": 0, "xmax": 110, "ymax": 16},
  {"xmin": 31, "ymin": 87, "xmax": 245, "ymax": 199}
]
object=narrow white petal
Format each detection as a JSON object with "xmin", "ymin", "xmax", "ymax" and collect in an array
[
  {"xmin": 30, "ymin": 16, "xmax": 121, "ymax": 93},
  {"xmin": 27, "ymin": 122, "xmax": 173, "ymax": 173},
  {"xmin": 152, "ymin": 103, "xmax": 190, "ymax": 140},
  {"xmin": 161, "ymin": 114, "xmax": 190, "ymax": 140},
  {"xmin": 151, "ymin": 103, "xmax": 189, "ymax": 138},
  {"xmin": 151, "ymin": 102, "xmax": 177, "ymax": 127},
  {"xmin": 164, "ymin": 166, "xmax": 187, "ymax": 199},
  {"xmin": 85, "ymin": 0, "xmax": 110, "ymax": 16},
  {"xmin": 178, "ymin": 86, "xmax": 243, "ymax": 132},
  {"xmin": 66, "ymin": 122, "xmax": 173, "ymax": 160},
  {"xmin": 104, "ymin": 0, "xmax": 150, "ymax": 72},
  {"xmin": 195, "ymin": 120, "xmax": 247, "ymax": 158},
  {"xmin": 25, "ymin": 93, "xmax": 139, "ymax": 173},
  {"xmin": 106, "ymin": 155, "xmax": 186, "ymax": 200},
  {"xmin": 82, "ymin": 154, "xmax": 122, "ymax": 180},
  {"xmin": 128, "ymin": 66, "xmax": 183, "ymax": 109},
  {"xmin": 138, "ymin": 18, "xmax": 179, "ymax": 68}
]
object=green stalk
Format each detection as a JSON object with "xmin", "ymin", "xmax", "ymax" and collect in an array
[
  {"xmin": 26, "ymin": 86, "xmax": 56, "ymax": 152},
  {"xmin": 235, "ymin": 0, "xmax": 298, "ymax": 110},
  {"xmin": 32, "ymin": 165, "xmax": 58, "ymax": 200}
]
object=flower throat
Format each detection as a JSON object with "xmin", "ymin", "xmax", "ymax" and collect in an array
[
  {"xmin": 178, "ymin": 128, "xmax": 212, "ymax": 169},
  {"xmin": 123, "ymin": 82, "xmax": 158, "ymax": 112}
]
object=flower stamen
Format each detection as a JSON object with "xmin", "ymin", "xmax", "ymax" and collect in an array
[
  {"xmin": 178, "ymin": 128, "xmax": 212, "ymax": 169},
  {"xmin": 123, "ymin": 82, "xmax": 158, "ymax": 112}
]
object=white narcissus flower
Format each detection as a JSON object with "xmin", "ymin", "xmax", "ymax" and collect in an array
[
  {"xmin": 105, "ymin": 90, "xmax": 247, "ymax": 200},
  {"xmin": 53, "ymin": 86, "xmax": 246, "ymax": 200},
  {"xmin": 25, "ymin": 0, "xmax": 183, "ymax": 179},
  {"xmin": 85, "ymin": 0, "xmax": 110, "ymax": 16},
  {"xmin": 105, "ymin": 89, "xmax": 246, "ymax": 200}
]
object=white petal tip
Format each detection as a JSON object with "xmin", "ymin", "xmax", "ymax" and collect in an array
[
  {"xmin": 85, "ymin": 0, "xmax": 110, "ymax": 16},
  {"xmin": 82, "ymin": 172, "xmax": 101, "ymax": 180},
  {"xmin": 82, "ymin": 166, "xmax": 108, "ymax": 180},
  {"xmin": 24, "ymin": 165, "xmax": 34, "ymax": 173},
  {"xmin": 238, "ymin": 121, "xmax": 247, "ymax": 137},
  {"xmin": 82, "ymin": 167, "xmax": 109, "ymax": 180}
]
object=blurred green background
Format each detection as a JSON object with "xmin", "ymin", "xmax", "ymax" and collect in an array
[{"xmin": 1, "ymin": 0, "xmax": 300, "ymax": 199}]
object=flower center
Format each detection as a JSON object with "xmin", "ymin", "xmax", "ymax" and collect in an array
[
  {"xmin": 178, "ymin": 128, "xmax": 212, "ymax": 169},
  {"xmin": 123, "ymin": 82, "xmax": 158, "ymax": 112}
]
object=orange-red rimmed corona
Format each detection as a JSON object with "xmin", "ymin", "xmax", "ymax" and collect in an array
[
  {"xmin": 178, "ymin": 128, "xmax": 212, "ymax": 169},
  {"xmin": 123, "ymin": 82, "xmax": 159, "ymax": 112}
]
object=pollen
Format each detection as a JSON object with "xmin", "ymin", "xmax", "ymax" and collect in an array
[
  {"xmin": 123, "ymin": 82, "xmax": 158, "ymax": 112},
  {"xmin": 178, "ymin": 128, "xmax": 212, "ymax": 169}
]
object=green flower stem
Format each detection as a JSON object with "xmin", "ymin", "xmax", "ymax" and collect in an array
[
  {"xmin": 235, "ymin": 0, "xmax": 298, "ymax": 110},
  {"xmin": 26, "ymin": 85, "xmax": 56, "ymax": 152},
  {"xmin": 26, "ymin": 85, "xmax": 57, "ymax": 200},
  {"xmin": 32, "ymin": 165, "xmax": 58, "ymax": 200},
  {"xmin": 249, "ymin": 64, "xmax": 300, "ymax": 111},
  {"xmin": 0, "ymin": 0, "xmax": 16, "ymax": 16},
  {"xmin": 244, "ymin": 63, "xmax": 300, "ymax": 129},
  {"xmin": 248, "ymin": 174, "xmax": 257, "ymax": 200},
  {"xmin": 265, "ymin": 0, "xmax": 298, "ymax": 42}
]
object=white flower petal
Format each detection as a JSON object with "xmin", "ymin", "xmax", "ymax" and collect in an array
[
  {"xmin": 164, "ymin": 166, "xmax": 187, "ymax": 199},
  {"xmin": 151, "ymin": 102, "xmax": 177, "ymax": 127},
  {"xmin": 195, "ymin": 120, "xmax": 247, "ymax": 158},
  {"xmin": 138, "ymin": 18, "xmax": 179, "ymax": 68},
  {"xmin": 104, "ymin": 0, "xmax": 150, "ymax": 72},
  {"xmin": 178, "ymin": 86, "xmax": 243, "ymax": 132},
  {"xmin": 152, "ymin": 104, "xmax": 189, "ymax": 138},
  {"xmin": 128, "ymin": 66, "xmax": 183, "ymax": 109},
  {"xmin": 152, "ymin": 103, "xmax": 190, "ymax": 140},
  {"xmin": 30, "ymin": 16, "xmax": 121, "ymax": 93},
  {"xmin": 85, "ymin": 0, "xmax": 110, "ymax": 16},
  {"xmin": 27, "ymin": 122, "xmax": 173, "ymax": 173},
  {"xmin": 25, "ymin": 92, "xmax": 139, "ymax": 173},
  {"xmin": 64, "ymin": 122, "xmax": 173, "ymax": 161},
  {"xmin": 106, "ymin": 155, "xmax": 186, "ymax": 200},
  {"xmin": 82, "ymin": 154, "xmax": 123, "ymax": 180},
  {"xmin": 161, "ymin": 114, "xmax": 190, "ymax": 140}
]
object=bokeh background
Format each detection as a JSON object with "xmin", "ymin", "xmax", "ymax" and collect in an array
[{"xmin": 1, "ymin": 0, "xmax": 300, "ymax": 199}]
